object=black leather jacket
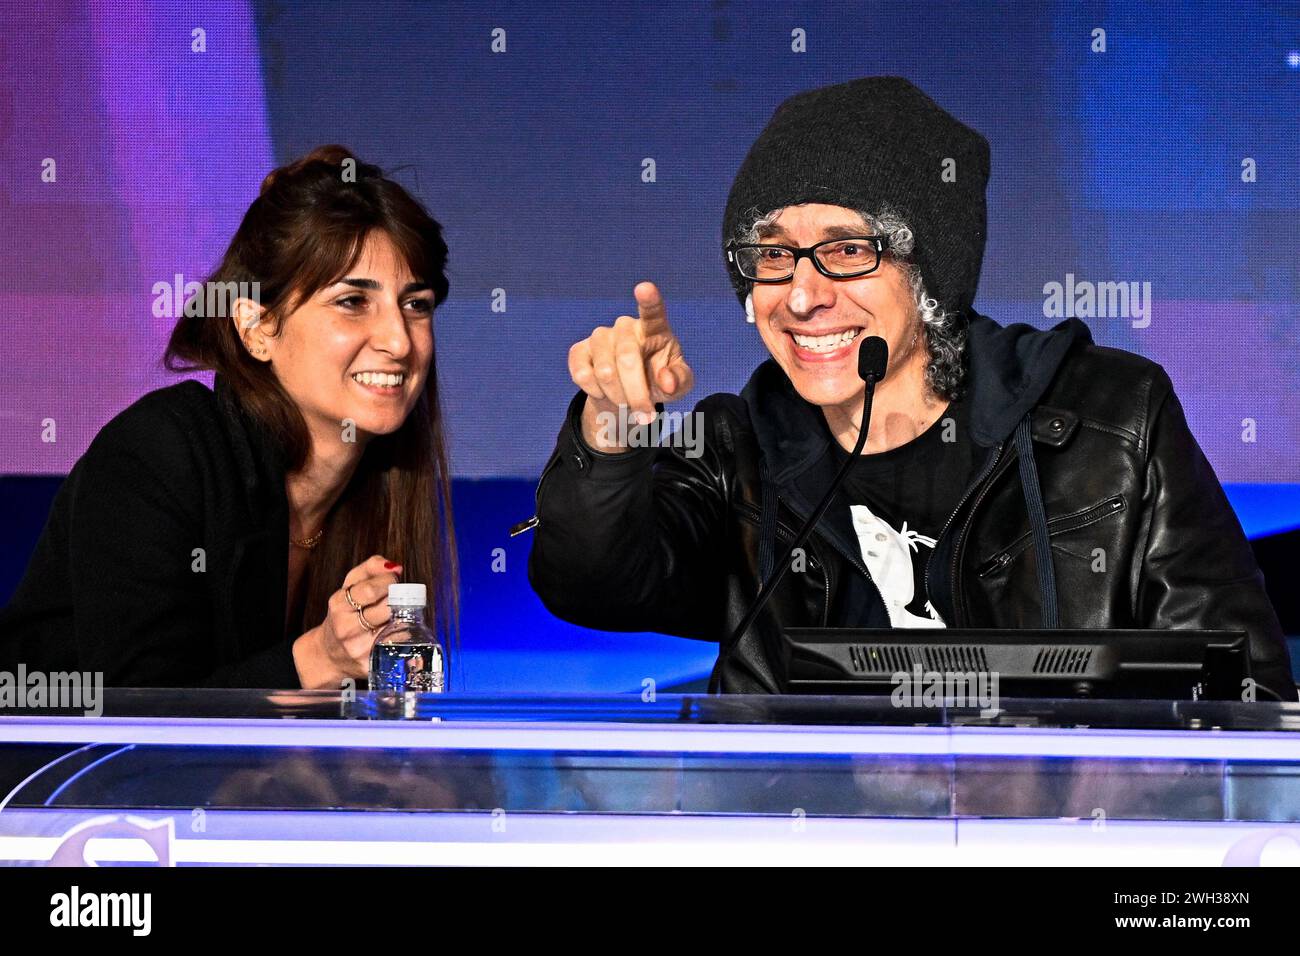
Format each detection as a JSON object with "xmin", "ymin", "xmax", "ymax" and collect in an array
[{"xmin": 526, "ymin": 312, "xmax": 1295, "ymax": 700}]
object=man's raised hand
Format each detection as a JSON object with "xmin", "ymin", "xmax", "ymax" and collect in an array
[{"xmin": 569, "ymin": 281, "xmax": 695, "ymax": 452}]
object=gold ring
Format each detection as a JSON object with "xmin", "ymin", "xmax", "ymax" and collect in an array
[
  {"xmin": 357, "ymin": 605, "xmax": 379, "ymax": 633},
  {"xmin": 344, "ymin": 585, "xmax": 363, "ymax": 611}
]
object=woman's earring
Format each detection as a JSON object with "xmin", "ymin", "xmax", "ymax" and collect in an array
[{"xmin": 744, "ymin": 292, "xmax": 756, "ymax": 325}]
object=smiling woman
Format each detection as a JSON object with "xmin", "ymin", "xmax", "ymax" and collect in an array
[{"xmin": 0, "ymin": 146, "xmax": 459, "ymax": 689}]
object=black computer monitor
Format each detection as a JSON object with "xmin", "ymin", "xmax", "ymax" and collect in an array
[{"xmin": 778, "ymin": 628, "xmax": 1254, "ymax": 701}]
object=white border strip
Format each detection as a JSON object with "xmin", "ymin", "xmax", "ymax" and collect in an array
[
  {"xmin": 3, "ymin": 818, "xmax": 1295, "ymax": 866},
  {"xmin": 1, "ymin": 715, "xmax": 1299, "ymax": 760}
]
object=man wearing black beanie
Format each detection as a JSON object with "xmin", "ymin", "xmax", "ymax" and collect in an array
[{"xmin": 526, "ymin": 76, "xmax": 1295, "ymax": 701}]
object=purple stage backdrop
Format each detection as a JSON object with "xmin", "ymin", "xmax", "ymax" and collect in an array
[{"xmin": 2, "ymin": 0, "xmax": 1298, "ymax": 488}]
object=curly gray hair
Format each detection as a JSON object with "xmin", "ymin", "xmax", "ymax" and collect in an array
[{"xmin": 734, "ymin": 203, "xmax": 968, "ymax": 401}]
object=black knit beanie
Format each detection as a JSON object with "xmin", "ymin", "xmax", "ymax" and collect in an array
[{"xmin": 722, "ymin": 76, "xmax": 990, "ymax": 319}]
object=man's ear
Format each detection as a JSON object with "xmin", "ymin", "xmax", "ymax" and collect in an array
[{"xmin": 231, "ymin": 297, "xmax": 270, "ymax": 361}]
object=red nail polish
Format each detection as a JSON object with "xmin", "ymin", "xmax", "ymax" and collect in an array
[{"xmin": 384, "ymin": 561, "xmax": 400, "ymax": 570}]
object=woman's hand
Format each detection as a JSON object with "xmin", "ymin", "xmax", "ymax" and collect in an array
[{"xmin": 292, "ymin": 554, "xmax": 403, "ymax": 689}]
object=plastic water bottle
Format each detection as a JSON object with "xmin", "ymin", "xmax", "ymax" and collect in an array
[{"xmin": 368, "ymin": 583, "xmax": 446, "ymax": 694}]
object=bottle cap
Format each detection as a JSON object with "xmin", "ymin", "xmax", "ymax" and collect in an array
[{"xmin": 387, "ymin": 583, "xmax": 427, "ymax": 607}]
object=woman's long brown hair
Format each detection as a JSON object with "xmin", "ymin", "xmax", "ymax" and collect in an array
[{"xmin": 163, "ymin": 145, "xmax": 459, "ymax": 659}]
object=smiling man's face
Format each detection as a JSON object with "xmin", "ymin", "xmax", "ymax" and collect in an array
[{"xmin": 750, "ymin": 203, "xmax": 924, "ymax": 413}]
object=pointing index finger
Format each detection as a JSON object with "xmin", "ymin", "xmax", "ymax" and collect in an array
[{"xmin": 634, "ymin": 281, "xmax": 670, "ymax": 332}]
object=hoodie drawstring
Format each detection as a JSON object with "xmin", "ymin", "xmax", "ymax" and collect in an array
[{"xmin": 1013, "ymin": 413, "xmax": 1060, "ymax": 628}]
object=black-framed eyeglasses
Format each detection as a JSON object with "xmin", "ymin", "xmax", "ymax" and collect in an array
[{"xmin": 726, "ymin": 235, "xmax": 890, "ymax": 282}]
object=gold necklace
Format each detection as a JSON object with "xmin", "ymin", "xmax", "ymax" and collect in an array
[{"xmin": 290, "ymin": 526, "xmax": 325, "ymax": 550}]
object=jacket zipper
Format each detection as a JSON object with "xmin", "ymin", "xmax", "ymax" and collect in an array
[
  {"xmin": 924, "ymin": 440, "xmax": 1007, "ymax": 627},
  {"xmin": 508, "ymin": 447, "xmax": 562, "ymax": 537},
  {"xmin": 736, "ymin": 502, "xmax": 831, "ymax": 626},
  {"xmin": 739, "ymin": 497, "xmax": 891, "ymax": 628},
  {"xmin": 973, "ymin": 494, "xmax": 1125, "ymax": 577},
  {"xmin": 951, "ymin": 445, "xmax": 1020, "ymax": 625}
]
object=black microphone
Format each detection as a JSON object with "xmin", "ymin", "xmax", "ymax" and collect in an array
[{"xmin": 710, "ymin": 335, "xmax": 889, "ymax": 693}]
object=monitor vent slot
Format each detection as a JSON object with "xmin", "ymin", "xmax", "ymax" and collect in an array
[
  {"xmin": 1032, "ymin": 646, "xmax": 1093, "ymax": 674},
  {"xmin": 920, "ymin": 645, "xmax": 989, "ymax": 673},
  {"xmin": 848, "ymin": 644, "xmax": 913, "ymax": 674}
]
